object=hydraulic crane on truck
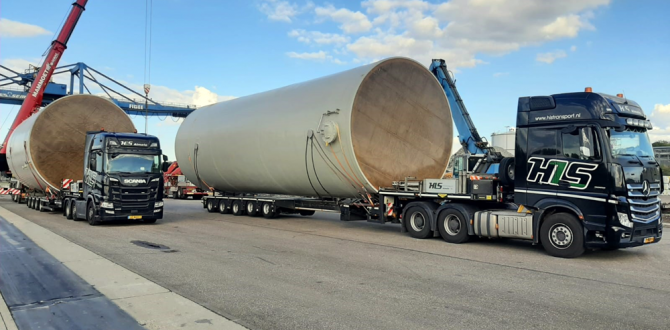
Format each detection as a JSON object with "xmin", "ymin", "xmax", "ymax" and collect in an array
[
  {"xmin": 0, "ymin": 0, "xmax": 88, "ymax": 172},
  {"xmin": 429, "ymin": 59, "xmax": 504, "ymax": 175}
]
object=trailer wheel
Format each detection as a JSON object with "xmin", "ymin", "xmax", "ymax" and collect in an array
[
  {"xmin": 299, "ymin": 210, "xmax": 315, "ymax": 216},
  {"xmin": 172, "ymin": 192, "xmax": 177, "ymax": 199},
  {"xmin": 27, "ymin": 197, "xmax": 32, "ymax": 209},
  {"xmin": 540, "ymin": 213, "xmax": 584, "ymax": 258},
  {"xmin": 404, "ymin": 206, "xmax": 433, "ymax": 239},
  {"xmin": 437, "ymin": 209, "xmax": 470, "ymax": 243},
  {"xmin": 206, "ymin": 199, "xmax": 218, "ymax": 212},
  {"xmin": 87, "ymin": 202, "xmax": 101, "ymax": 226},
  {"xmin": 218, "ymin": 200, "xmax": 229, "ymax": 214},
  {"xmin": 232, "ymin": 200, "xmax": 245, "ymax": 216},
  {"xmin": 65, "ymin": 199, "xmax": 73, "ymax": 219},
  {"xmin": 246, "ymin": 201, "xmax": 259, "ymax": 217},
  {"xmin": 261, "ymin": 202, "xmax": 277, "ymax": 219},
  {"xmin": 38, "ymin": 200, "xmax": 45, "ymax": 212}
]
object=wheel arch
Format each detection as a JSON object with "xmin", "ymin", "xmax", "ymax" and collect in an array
[
  {"xmin": 532, "ymin": 198, "xmax": 583, "ymax": 244},
  {"xmin": 401, "ymin": 201, "xmax": 438, "ymax": 233}
]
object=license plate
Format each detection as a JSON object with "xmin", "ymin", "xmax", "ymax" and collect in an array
[
  {"xmin": 644, "ymin": 237, "xmax": 655, "ymax": 244},
  {"xmin": 128, "ymin": 215, "xmax": 142, "ymax": 220}
]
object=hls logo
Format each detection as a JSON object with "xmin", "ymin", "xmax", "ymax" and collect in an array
[{"xmin": 526, "ymin": 157, "xmax": 598, "ymax": 190}]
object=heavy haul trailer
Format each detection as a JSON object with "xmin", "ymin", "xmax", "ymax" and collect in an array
[{"xmin": 184, "ymin": 58, "xmax": 663, "ymax": 258}]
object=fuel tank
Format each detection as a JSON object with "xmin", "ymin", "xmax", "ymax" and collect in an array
[
  {"xmin": 175, "ymin": 57, "xmax": 453, "ymax": 198},
  {"xmin": 7, "ymin": 95, "xmax": 136, "ymax": 192}
]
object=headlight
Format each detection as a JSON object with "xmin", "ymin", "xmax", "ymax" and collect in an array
[
  {"xmin": 155, "ymin": 201, "xmax": 164, "ymax": 207},
  {"xmin": 101, "ymin": 201, "xmax": 114, "ymax": 208},
  {"xmin": 618, "ymin": 212, "xmax": 633, "ymax": 228},
  {"xmin": 151, "ymin": 177, "xmax": 160, "ymax": 182}
]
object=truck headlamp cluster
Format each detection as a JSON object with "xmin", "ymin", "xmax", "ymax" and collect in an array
[
  {"xmin": 155, "ymin": 201, "xmax": 164, "ymax": 207},
  {"xmin": 617, "ymin": 212, "xmax": 633, "ymax": 228},
  {"xmin": 101, "ymin": 201, "xmax": 114, "ymax": 208},
  {"xmin": 626, "ymin": 118, "xmax": 653, "ymax": 129}
]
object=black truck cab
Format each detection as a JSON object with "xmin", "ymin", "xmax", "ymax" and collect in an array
[
  {"xmin": 514, "ymin": 91, "xmax": 662, "ymax": 249},
  {"xmin": 74, "ymin": 132, "xmax": 165, "ymax": 224}
]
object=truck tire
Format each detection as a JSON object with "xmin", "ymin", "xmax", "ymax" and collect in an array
[
  {"xmin": 299, "ymin": 210, "xmax": 315, "ymax": 216},
  {"xmin": 38, "ymin": 200, "xmax": 45, "ymax": 212},
  {"xmin": 71, "ymin": 202, "xmax": 80, "ymax": 221},
  {"xmin": 499, "ymin": 157, "xmax": 515, "ymax": 186},
  {"xmin": 404, "ymin": 206, "xmax": 433, "ymax": 239},
  {"xmin": 218, "ymin": 199, "xmax": 229, "ymax": 214},
  {"xmin": 437, "ymin": 209, "xmax": 471, "ymax": 243},
  {"xmin": 246, "ymin": 201, "xmax": 259, "ymax": 217},
  {"xmin": 27, "ymin": 197, "xmax": 32, "ymax": 209},
  {"xmin": 540, "ymin": 213, "xmax": 584, "ymax": 258},
  {"xmin": 65, "ymin": 199, "xmax": 73, "ymax": 219},
  {"xmin": 177, "ymin": 189, "xmax": 186, "ymax": 200},
  {"xmin": 262, "ymin": 202, "xmax": 277, "ymax": 219},
  {"xmin": 172, "ymin": 192, "xmax": 177, "ymax": 199},
  {"xmin": 206, "ymin": 199, "xmax": 218, "ymax": 212},
  {"xmin": 87, "ymin": 202, "xmax": 101, "ymax": 226},
  {"xmin": 231, "ymin": 200, "xmax": 245, "ymax": 216}
]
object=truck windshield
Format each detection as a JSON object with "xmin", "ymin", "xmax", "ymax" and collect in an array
[
  {"xmin": 609, "ymin": 130, "xmax": 655, "ymax": 158},
  {"xmin": 107, "ymin": 154, "xmax": 161, "ymax": 173}
]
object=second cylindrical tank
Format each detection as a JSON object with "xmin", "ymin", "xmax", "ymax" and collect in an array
[{"xmin": 175, "ymin": 57, "xmax": 453, "ymax": 198}]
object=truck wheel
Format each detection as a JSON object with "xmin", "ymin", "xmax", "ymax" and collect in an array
[
  {"xmin": 206, "ymin": 199, "xmax": 217, "ymax": 212},
  {"xmin": 540, "ymin": 213, "xmax": 584, "ymax": 258},
  {"xmin": 232, "ymin": 200, "xmax": 245, "ymax": 216},
  {"xmin": 65, "ymin": 199, "xmax": 73, "ymax": 219},
  {"xmin": 246, "ymin": 201, "xmax": 259, "ymax": 217},
  {"xmin": 87, "ymin": 202, "xmax": 101, "ymax": 226},
  {"xmin": 262, "ymin": 202, "xmax": 277, "ymax": 219},
  {"xmin": 404, "ymin": 206, "xmax": 433, "ymax": 239},
  {"xmin": 172, "ymin": 192, "xmax": 177, "ymax": 199},
  {"xmin": 437, "ymin": 209, "xmax": 471, "ymax": 243},
  {"xmin": 71, "ymin": 202, "xmax": 80, "ymax": 221},
  {"xmin": 27, "ymin": 197, "xmax": 32, "ymax": 209},
  {"xmin": 177, "ymin": 189, "xmax": 186, "ymax": 199},
  {"xmin": 299, "ymin": 210, "xmax": 315, "ymax": 216},
  {"xmin": 38, "ymin": 200, "xmax": 45, "ymax": 212},
  {"xmin": 217, "ymin": 200, "xmax": 229, "ymax": 214},
  {"xmin": 499, "ymin": 157, "xmax": 515, "ymax": 186}
]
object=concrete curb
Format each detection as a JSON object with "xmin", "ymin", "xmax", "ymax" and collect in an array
[
  {"xmin": 0, "ymin": 291, "xmax": 18, "ymax": 330},
  {"xmin": 0, "ymin": 206, "xmax": 248, "ymax": 330}
]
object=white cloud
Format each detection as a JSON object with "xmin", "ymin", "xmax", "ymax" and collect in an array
[
  {"xmin": 274, "ymin": 0, "xmax": 608, "ymax": 68},
  {"xmin": 258, "ymin": 0, "xmax": 300, "ymax": 22},
  {"xmin": 287, "ymin": 50, "xmax": 328, "ymax": 60},
  {"xmin": 315, "ymin": 5, "xmax": 373, "ymax": 34},
  {"xmin": 536, "ymin": 50, "xmax": 567, "ymax": 64},
  {"xmin": 0, "ymin": 18, "xmax": 51, "ymax": 38},
  {"xmin": 650, "ymin": 104, "xmax": 670, "ymax": 130},
  {"xmin": 288, "ymin": 29, "xmax": 350, "ymax": 45}
]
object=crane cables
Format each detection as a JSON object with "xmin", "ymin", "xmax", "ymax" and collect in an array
[{"xmin": 143, "ymin": 0, "xmax": 153, "ymax": 133}]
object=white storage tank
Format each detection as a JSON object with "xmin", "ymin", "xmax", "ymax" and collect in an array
[
  {"xmin": 175, "ymin": 57, "xmax": 454, "ymax": 198},
  {"xmin": 491, "ymin": 128, "xmax": 516, "ymax": 156}
]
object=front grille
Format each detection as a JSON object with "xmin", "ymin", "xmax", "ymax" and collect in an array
[
  {"xmin": 634, "ymin": 227, "xmax": 659, "ymax": 238},
  {"xmin": 627, "ymin": 183, "xmax": 660, "ymax": 222}
]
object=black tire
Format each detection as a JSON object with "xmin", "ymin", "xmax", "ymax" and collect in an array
[
  {"xmin": 246, "ymin": 201, "xmax": 259, "ymax": 217},
  {"xmin": 262, "ymin": 202, "xmax": 277, "ymax": 219},
  {"xmin": 143, "ymin": 218, "xmax": 158, "ymax": 224},
  {"xmin": 12, "ymin": 194, "xmax": 17, "ymax": 203},
  {"xmin": 404, "ymin": 206, "xmax": 433, "ymax": 239},
  {"xmin": 299, "ymin": 210, "xmax": 315, "ymax": 216},
  {"xmin": 87, "ymin": 202, "xmax": 101, "ymax": 226},
  {"xmin": 65, "ymin": 199, "xmax": 73, "ymax": 220},
  {"xmin": 177, "ymin": 189, "xmax": 186, "ymax": 200},
  {"xmin": 27, "ymin": 197, "xmax": 33, "ymax": 209},
  {"xmin": 218, "ymin": 199, "xmax": 229, "ymax": 214},
  {"xmin": 172, "ymin": 192, "xmax": 178, "ymax": 199},
  {"xmin": 38, "ymin": 200, "xmax": 45, "ymax": 212},
  {"xmin": 540, "ymin": 213, "xmax": 585, "ymax": 258},
  {"xmin": 499, "ymin": 157, "xmax": 515, "ymax": 186},
  {"xmin": 206, "ymin": 198, "xmax": 218, "ymax": 212},
  {"xmin": 231, "ymin": 200, "xmax": 245, "ymax": 216},
  {"xmin": 437, "ymin": 209, "xmax": 471, "ymax": 243},
  {"xmin": 71, "ymin": 202, "xmax": 79, "ymax": 221}
]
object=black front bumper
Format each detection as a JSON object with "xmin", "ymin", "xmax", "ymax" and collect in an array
[{"xmin": 98, "ymin": 207, "xmax": 163, "ymax": 221}]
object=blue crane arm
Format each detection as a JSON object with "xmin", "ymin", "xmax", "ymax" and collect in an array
[{"xmin": 429, "ymin": 59, "xmax": 487, "ymax": 155}]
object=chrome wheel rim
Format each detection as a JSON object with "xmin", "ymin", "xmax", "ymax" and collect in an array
[
  {"xmin": 233, "ymin": 203, "xmax": 239, "ymax": 213},
  {"xmin": 410, "ymin": 212, "xmax": 426, "ymax": 232},
  {"xmin": 444, "ymin": 214, "xmax": 461, "ymax": 236},
  {"xmin": 549, "ymin": 224, "xmax": 573, "ymax": 249},
  {"xmin": 247, "ymin": 202, "xmax": 254, "ymax": 213},
  {"xmin": 263, "ymin": 204, "xmax": 271, "ymax": 214}
]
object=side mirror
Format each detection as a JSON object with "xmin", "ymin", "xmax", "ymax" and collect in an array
[
  {"xmin": 161, "ymin": 162, "xmax": 170, "ymax": 172},
  {"xmin": 162, "ymin": 155, "xmax": 168, "ymax": 162}
]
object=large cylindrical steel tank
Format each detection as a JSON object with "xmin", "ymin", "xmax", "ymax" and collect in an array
[
  {"xmin": 491, "ymin": 129, "xmax": 516, "ymax": 156},
  {"xmin": 175, "ymin": 57, "xmax": 453, "ymax": 198},
  {"xmin": 7, "ymin": 95, "xmax": 136, "ymax": 192}
]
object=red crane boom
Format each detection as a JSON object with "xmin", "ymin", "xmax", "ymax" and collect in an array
[{"xmin": 0, "ymin": 0, "xmax": 88, "ymax": 159}]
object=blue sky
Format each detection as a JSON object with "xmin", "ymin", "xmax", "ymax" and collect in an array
[{"xmin": 1, "ymin": 0, "xmax": 669, "ymax": 160}]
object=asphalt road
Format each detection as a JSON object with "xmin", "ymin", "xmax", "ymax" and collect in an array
[{"xmin": 2, "ymin": 196, "xmax": 669, "ymax": 330}]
